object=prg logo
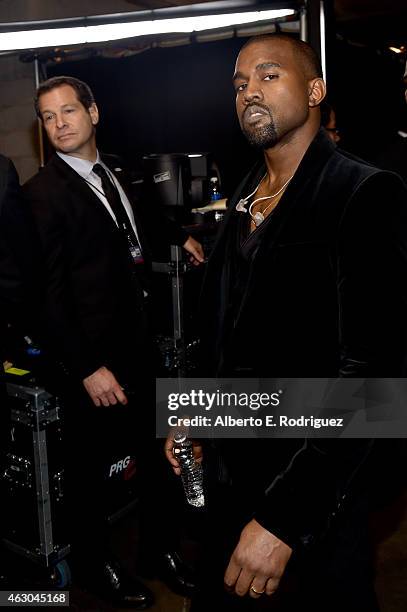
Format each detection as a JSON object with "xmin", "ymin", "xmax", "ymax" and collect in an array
[{"xmin": 108, "ymin": 455, "xmax": 137, "ymax": 480}]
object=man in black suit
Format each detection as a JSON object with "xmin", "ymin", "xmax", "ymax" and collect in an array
[
  {"xmin": 0, "ymin": 155, "xmax": 24, "ymax": 387},
  {"xmin": 167, "ymin": 34, "xmax": 407, "ymax": 611},
  {"xmin": 0, "ymin": 154, "xmax": 41, "ymax": 583},
  {"xmin": 0, "ymin": 153, "xmax": 40, "ymax": 446},
  {"xmin": 24, "ymin": 75, "xmax": 203, "ymax": 608}
]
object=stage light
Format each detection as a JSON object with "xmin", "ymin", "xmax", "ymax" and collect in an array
[{"xmin": 0, "ymin": 9, "xmax": 295, "ymax": 51}]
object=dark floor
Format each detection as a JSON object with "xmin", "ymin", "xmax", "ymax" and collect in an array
[
  {"xmin": 69, "ymin": 579, "xmax": 191, "ymax": 612},
  {"xmin": 63, "ymin": 507, "xmax": 194, "ymax": 612},
  {"xmin": 374, "ymin": 491, "xmax": 407, "ymax": 612},
  {"xmin": 4, "ymin": 491, "xmax": 407, "ymax": 612},
  {"xmin": 68, "ymin": 492, "xmax": 407, "ymax": 612}
]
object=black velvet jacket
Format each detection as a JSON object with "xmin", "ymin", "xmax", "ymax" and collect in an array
[{"xmin": 200, "ymin": 130, "xmax": 407, "ymax": 550}]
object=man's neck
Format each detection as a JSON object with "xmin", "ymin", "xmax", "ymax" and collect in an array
[
  {"xmin": 56, "ymin": 149, "xmax": 100, "ymax": 178},
  {"xmin": 57, "ymin": 142, "xmax": 98, "ymax": 163},
  {"xmin": 262, "ymin": 122, "xmax": 319, "ymax": 184}
]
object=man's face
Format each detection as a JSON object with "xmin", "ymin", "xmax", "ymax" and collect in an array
[
  {"xmin": 233, "ymin": 39, "xmax": 315, "ymax": 149},
  {"xmin": 38, "ymin": 84, "xmax": 98, "ymax": 158},
  {"xmin": 324, "ymin": 109, "xmax": 340, "ymax": 143}
]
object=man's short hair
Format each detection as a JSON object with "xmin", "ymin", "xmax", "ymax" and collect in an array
[
  {"xmin": 34, "ymin": 75, "xmax": 95, "ymax": 117},
  {"xmin": 241, "ymin": 33, "xmax": 323, "ymax": 80}
]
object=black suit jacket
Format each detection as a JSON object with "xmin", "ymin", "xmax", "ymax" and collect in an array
[
  {"xmin": 23, "ymin": 154, "xmax": 186, "ymax": 386},
  {"xmin": 0, "ymin": 155, "xmax": 41, "ymax": 472},
  {"xmin": 0, "ymin": 155, "xmax": 41, "ymax": 364},
  {"xmin": 201, "ymin": 130, "xmax": 407, "ymax": 550}
]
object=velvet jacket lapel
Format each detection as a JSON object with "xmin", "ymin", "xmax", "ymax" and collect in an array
[
  {"xmin": 235, "ymin": 131, "xmax": 337, "ymax": 318},
  {"xmin": 201, "ymin": 130, "xmax": 338, "ymax": 352}
]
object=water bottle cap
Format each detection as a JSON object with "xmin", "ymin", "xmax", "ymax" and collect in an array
[{"xmin": 173, "ymin": 431, "xmax": 187, "ymax": 444}]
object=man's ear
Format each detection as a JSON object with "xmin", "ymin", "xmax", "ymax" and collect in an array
[
  {"xmin": 308, "ymin": 78, "xmax": 326, "ymax": 107},
  {"xmin": 89, "ymin": 103, "xmax": 99, "ymax": 126}
]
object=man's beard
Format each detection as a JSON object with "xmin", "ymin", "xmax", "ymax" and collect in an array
[
  {"xmin": 242, "ymin": 120, "xmax": 278, "ymax": 149},
  {"xmin": 242, "ymin": 111, "xmax": 278, "ymax": 149}
]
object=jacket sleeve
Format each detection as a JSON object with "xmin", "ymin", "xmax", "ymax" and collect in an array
[
  {"xmin": 337, "ymin": 171, "xmax": 407, "ymax": 376},
  {"xmin": 253, "ymin": 171, "xmax": 407, "ymax": 551},
  {"xmin": 23, "ymin": 181, "xmax": 104, "ymax": 382},
  {"xmin": 0, "ymin": 158, "xmax": 42, "ymax": 352}
]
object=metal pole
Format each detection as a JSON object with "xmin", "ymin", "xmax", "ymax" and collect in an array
[
  {"xmin": 319, "ymin": 1, "xmax": 327, "ymax": 82},
  {"xmin": 34, "ymin": 57, "xmax": 45, "ymax": 168},
  {"xmin": 170, "ymin": 245, "xmax": 186, "ymax": 376},
  {"xmin": 300, "ymin": 4, "xmax": 308, "ymax": 42}
]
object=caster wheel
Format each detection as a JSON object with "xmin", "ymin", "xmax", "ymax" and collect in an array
[{"xmin": 54, "ymin": 560, "xmax": 71, "ymax": 588}]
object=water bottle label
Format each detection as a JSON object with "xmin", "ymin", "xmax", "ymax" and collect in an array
[{"xmin": 173, "ymin": 438, "xmax": 205, "ymax": 508}]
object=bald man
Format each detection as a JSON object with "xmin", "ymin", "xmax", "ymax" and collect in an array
[{"xmin": 167, "ymin": 35, "xmax": 407, "ymax": 611}]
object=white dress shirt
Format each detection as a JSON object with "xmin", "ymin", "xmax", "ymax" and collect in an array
[{"xmin": 57, "ymin": 150, "xmax": 142, "ymax": 246}]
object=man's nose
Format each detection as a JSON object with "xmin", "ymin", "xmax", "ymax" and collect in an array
[
  {"xmin": 244, "ymin": 80, "xmax": 263, "ymax": 103},
  {"xmin": 55, "ymin": 114, "xmax": 67, "ymax": 129}
]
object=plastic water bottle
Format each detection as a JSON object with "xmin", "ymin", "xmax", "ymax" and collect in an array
[
  {"xmin": 209, "ymin": 176, "xmax": 221, "ymax": 201},
  {"xmin": 173, "ymin": 432, "xmax": 205, "ymax": 508}
]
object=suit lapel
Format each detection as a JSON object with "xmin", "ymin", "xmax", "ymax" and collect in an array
[
  {"xmin": 103, "ymin": 160, "xmax": 152, "ymax": 262},
  {"xmin": 52, "ymin": 154, "xmax": 153, "ymax": 264},
  {"xmin": 208, "ymin": 129, "xmax": 335, "ymax": 279},
  {"xmin": 233, "ymin": 130, "xmax": 337, "ymax": 326},
  {"xmin": 50, "ymin": 155, "xmax": 121, "ymax": 231},
  {"xmin": 202, "ymin": 161, "xmax": 265, "ymax": 295},
  {"xmin": 253, "ymin": 131, "xmax": 336, "ymax": 262}
]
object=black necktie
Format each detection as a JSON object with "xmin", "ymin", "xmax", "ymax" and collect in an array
[
  {"xmin": 92, "ymin": 163, "xmax": 134, "ymax": 236},
  {"xmin": 92, "ymin": 163, "xmax": 147, "ymax": 285}
]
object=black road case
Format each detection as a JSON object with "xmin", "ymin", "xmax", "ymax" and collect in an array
[
  {"xmin": 2, "ymin": 378, "xmax": 69, "ymax": 569},
  {"xmin": 2, "ymin": 374, "xmax": 141, "ymax": 579}
]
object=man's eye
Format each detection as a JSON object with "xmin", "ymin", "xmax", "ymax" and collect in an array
[
  {"xmin": 64, "ymin": 108, "xmax": 74, "ymax": 113},
  {"xmin": 236, "ymin": 83, "xmax": 247, "ymax": 93},
  {"xmin": 264, "ymin": 74, "xmax": 278, "ymax": 81},
  {"xmin": 43, "ymin": 115, "xmax": 53, "ymax": 122}
]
